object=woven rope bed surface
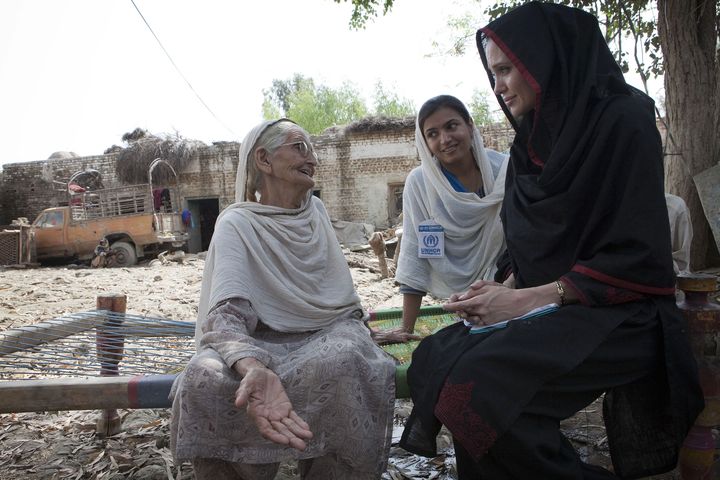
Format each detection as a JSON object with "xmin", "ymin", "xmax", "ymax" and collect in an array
[
  {"xmin": 0, "ymin": 306, "xmax": 457, "ymax": 380},
  {"xmin": 0, "ymin": 306, "xmax": 458, "ymax": 411}
]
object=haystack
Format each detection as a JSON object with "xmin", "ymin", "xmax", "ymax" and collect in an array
[{"xmin": 114, "ymin": 130, "xmax": 205, "ymax": 184}]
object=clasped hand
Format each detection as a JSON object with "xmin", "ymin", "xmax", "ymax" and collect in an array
[
  {"xmin": 235, "ymin": 367, "xmax": 313, "ymax": 451},
  {"xmin": 444, "ymin": 280, "xmax": 528, "ymax": 326}
]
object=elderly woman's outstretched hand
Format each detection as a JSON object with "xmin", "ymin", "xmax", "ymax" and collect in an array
[{"xmin": 234, "ymin": 363, "xmax": 313, "ymax": 451}]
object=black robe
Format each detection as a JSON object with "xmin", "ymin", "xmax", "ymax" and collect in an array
[{"xmin": 400, "ymin": 3, "xmax": 703, "ymax": 478}]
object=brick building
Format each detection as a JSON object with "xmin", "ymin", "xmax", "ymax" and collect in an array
[{"xmin": 0, "ymin": 119, "xmax": 514, "ymax": 252}]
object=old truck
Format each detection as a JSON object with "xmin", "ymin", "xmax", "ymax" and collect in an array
[{"xmin": 30, "ymin": 160, "xmax": 188, "ymax": 267}]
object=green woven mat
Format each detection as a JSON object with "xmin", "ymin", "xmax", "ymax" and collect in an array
[{"xmin": 369, "ymin": 309, "xmax": 457, "ymax": 364}]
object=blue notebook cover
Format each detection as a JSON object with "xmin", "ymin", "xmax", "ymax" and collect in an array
[{"xmin": 465, "ymin": 303, "xmax": 559, "ymax": 334}]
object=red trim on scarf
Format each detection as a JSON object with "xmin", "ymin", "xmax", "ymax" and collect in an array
[
  {"xmin": 571, "ymin": 265, "xmax": 675, "ymax": 296},
  {"xmin": 434, "ymin": 380, "xmax": 497, "ymax": 461},
  {"xmin": 481, "ymin": 28, "xmax": 544, "ymax": 167}
]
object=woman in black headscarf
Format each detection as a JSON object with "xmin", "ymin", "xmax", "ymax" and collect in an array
[{"xmin": 399, "ymin": 3, "xmax": 703, "ymax": 479}]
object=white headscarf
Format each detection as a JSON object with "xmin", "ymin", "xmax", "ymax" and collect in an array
[
  {"xmin": 395, "ymin": 119, "xmax": 507, "ymax": 298},
  {"xmin": 195, "ymin": 120, "xmax": 362, "ymax": 344}
]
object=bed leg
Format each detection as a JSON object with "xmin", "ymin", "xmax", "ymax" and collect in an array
[{"xmin": 95, "ymin": 293, "xmax": 127, "ymax": 436}]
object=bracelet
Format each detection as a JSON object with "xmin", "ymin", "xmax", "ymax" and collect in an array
[{"xmin": 555, "ymin": 280, "xmax": 566, "ymax": 306}]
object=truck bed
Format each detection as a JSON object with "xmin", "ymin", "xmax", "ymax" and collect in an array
[{"xmin": 69, "ymin": 184, "xmax": 180, "ymax": 221}]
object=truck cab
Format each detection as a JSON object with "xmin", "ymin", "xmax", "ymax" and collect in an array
[{"xmin": 32, "ymin": 208, "xmax": 68, "ymax": 259}]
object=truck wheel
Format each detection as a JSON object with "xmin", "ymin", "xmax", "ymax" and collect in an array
[{"xmin": 110, "ymin": 241, "xmax": 137, "ymax": 267}]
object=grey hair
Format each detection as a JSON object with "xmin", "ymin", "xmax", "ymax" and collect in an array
[{"xmin": 244, "ymin": 120, "xmax": 310, "ymax": 202}]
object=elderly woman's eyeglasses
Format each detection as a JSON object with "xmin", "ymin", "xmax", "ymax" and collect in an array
[{"xmin": 279, "ymin": 140, "xmax": 318, "ymax": 160}]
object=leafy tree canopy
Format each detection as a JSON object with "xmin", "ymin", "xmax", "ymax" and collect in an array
[
  {"xmin": 262, "ymin": 74, "xmax": 415, "ymax": 134},
  {"xmin": 468, "ymin": 89, "xmax": 499, "ymax": 126},
  {"xmin": 373, "ymin": 81, "xmax": 416, "ymax": 118},
  {"xmin": 333, "ymin": 0, "xmax": 395, "ymax": 29}
]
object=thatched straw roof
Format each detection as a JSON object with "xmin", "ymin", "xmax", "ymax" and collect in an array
[
  {"xmin": 122, "ymin": 127, "xmax": 149, "ymax": 143},
  {"xmin": 345, "ymin": 116, "xmax": 415, "ymax": 134},
  {"xmin": 114, "ymin": 133, "xmax": 205, "ymax": 184}
]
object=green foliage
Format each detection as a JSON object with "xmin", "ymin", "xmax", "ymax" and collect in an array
[
  {"xmin": 333, "ymin": 0, "xmax": 395, "ymax": 29},
  {"xmin": 262, "ymin": 76, "xmax": 369, "ymax": 134},
  {"xmin": 263, "ymin": 75, "xmax": 417, "ymax": 134},
  {"xmin": 261, "ymin": 98, "xmax": 282, "ymax": 120},
  {"xmin": 468, "ymin": 89, "xmax": 497, "ymax": 126},
  {"xmin": 287, "ymin": 83, "xmax": 369, "ymax": 134},
  {"xmin": 373, "ymin": 81, "xmax": 416, "ymax": 118},
  {"xmin": 262, "ymin": 74, "xmax": 313, "ymax": 119}
]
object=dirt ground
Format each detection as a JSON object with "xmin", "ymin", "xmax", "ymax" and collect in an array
[{"xmin": 0, "ymin": 252, "xmax": 711, "ymax": 479}]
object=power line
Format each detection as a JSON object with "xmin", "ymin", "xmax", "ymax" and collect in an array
[{"xmin": 129, "ymin": 0, "xmax": 236, "ymax": 137}]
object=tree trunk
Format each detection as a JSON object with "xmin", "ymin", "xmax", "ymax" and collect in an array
[{"xmin": 657, "ymin": 0, "xmax": 719, "ymax": 269}]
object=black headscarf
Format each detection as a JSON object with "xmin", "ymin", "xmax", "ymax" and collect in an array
[
  {"xmin": 477, "ymin": 2, "xmax": 675, "ymax": 301},
  {"xmin": 399, "ymin": 6, "xmax": 700, "ymax": 478}
]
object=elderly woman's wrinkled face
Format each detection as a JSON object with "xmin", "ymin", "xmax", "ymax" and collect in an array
[
  {"xmin": 486, "ymin": 39, "xmax": 535, "ymax": 121},
  {"xmin": 268, "ymin": 130, "xmax": 318, "ymax": 190}
]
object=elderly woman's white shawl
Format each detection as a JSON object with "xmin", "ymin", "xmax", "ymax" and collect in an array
[
  {"xmin": 395, "ymin": 121, "xmax": 507, "ymax": 298},
  {"xmin": 195, "ymin": 120, "xmax": 362, "ymax": 344}
]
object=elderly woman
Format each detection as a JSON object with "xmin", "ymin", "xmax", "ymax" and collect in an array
[{"xmin": 170, "ymin": 119, "xmax": 395, "ymax": 479}]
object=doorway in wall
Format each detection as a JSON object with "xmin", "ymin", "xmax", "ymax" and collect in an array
[
  {"xmin": 186, "ymin": 198, "xmax": 220, "ymax": 253},
  {"xmin": 388, "ymin": 183, "xmax": 404, "ymax": 226}
]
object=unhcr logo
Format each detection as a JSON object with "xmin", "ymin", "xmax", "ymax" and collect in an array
[
  {"xmin": 418, "ymin": 221, "xmax": 444, "ymax": 258},
  {"xmin": 423, "ymin": 234, "xmax": 439, "ymax": 248}
]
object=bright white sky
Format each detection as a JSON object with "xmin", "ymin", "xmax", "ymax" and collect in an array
[{"xmin": 0, "ymin": 0, "xmax": 663, "ymax": 168}]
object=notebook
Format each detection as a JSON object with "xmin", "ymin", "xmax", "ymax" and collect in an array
[{"xmin": 464, "ymin": 303, "xmax": 559, "ymax": 334}]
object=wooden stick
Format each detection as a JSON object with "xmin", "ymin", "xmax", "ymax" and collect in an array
[
  {"xmin": 0, "ymin": 375, "xmax": 177, "ymax": 412},
  {"xmin": 95, "ymin": 294, "xmax": 126, "ymax": 436},
  {"xmin": 369, "ymin": 232, "xmax": 389, "ymax": 279},
  {"xmin": 392, "ymin": 228, "xmax": 402, "ymax": 265},
  {"xmin": 0, "ymin": 368, "xmax": 412, "ymax": 414}
]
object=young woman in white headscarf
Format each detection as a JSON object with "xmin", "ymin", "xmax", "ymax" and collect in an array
[
  {"xmin": 170, "ymin": 119, "xmax": 396, "ymax": 480},
  {"xmin": 394, "ymin": 95, "xmax": 508, "ymax": 335}
]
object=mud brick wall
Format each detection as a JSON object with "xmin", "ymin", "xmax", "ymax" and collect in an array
[
  {"xmin": 0, "ymin": 144, "xmax": 241, "ymax": 224},
  {"xmin": 478, "ymin": 122, "xmax": 515, "ymax": 153},
  {"xmin": 0, "ymin": 171, "xmax": 6, "ymax": 225},
  {"xmin": 0, "ymin": 154, "xmax": 119, "ymax": 224},
  {"xmin": 314, "ymin": 124, "xmax": 418, "ymax": 229},
  {"xmin": 0, "ymin": 120, "xmax": 517, "ymax": 229},
  {"xmin": 176, "ymin": 142, "xmax": 239, "ymax": 211},
  {"xmin": 312, "ymin": 120, "xmax": 515, "ymax": 228}
]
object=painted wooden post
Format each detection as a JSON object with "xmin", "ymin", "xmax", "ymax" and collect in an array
[{"xmin": 95, "ymin": 293, "xmax": 126, "ymax": 437}]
